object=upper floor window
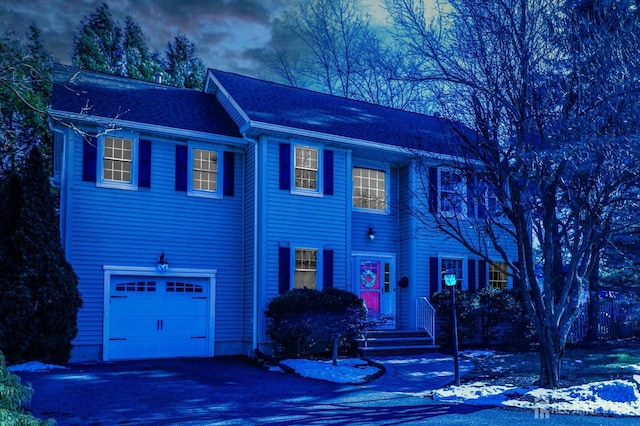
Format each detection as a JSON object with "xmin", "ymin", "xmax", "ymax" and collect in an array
[
  {"xmin": 103, "ymin": 136, "xmax": 133, "ymax": 183},
  {"xmin": 353, "ymin": 167, "xmax": 386, "ymax": 211},
  {"xmin": 294, "ymin": 146, "xmax": 318, "ymax": 190},
  {"xmin": 440, "ymin": 169, "xmax": 466, "ymax": 217},
  {"xmin": 489, "ymin": 262, "xmax": 508, "ymax": 290},
  {"xmin": 192, "ymin": 148, "xmax": 218, "ymax": 192},
  {"xmin": 294, "ymin": 248, "xmax": 317, "ymax": 289}
]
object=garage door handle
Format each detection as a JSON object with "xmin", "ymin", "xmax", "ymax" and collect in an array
[
  {"xmin": 192, "ymin": 296, "xmax": 206, "ymax": 299},
  {"xmin": 158, "ymin": 320, "xmax": 163, "ymax": 330},
  {"xmin": 191, "ymin": 336, "xmax": 206, "ymax": 339},
  {"xmin": 110, "ymin": 338, "xmax": 127, "ymax": 341},
  {"xmin": 111, "ymin": 295, "xmax": 128, "ymax": 299}
]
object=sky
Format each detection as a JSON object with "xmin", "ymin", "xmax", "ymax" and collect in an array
[{"xmin": 0, "ymin": 0, "xmax": 390, "ymax": 77}]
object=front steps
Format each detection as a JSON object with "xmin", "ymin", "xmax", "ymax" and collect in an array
[{"xmin": 358, "ymin": 329, "xmax": 439, "ymax": 356}]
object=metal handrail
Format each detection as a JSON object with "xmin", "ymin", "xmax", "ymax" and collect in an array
[{"xmin": 416, "ymin": 296, "xmax": 436, "ymax": 345}]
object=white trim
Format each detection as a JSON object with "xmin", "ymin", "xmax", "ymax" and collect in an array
[
  {"xmin": 291, "ymin": 142, "xmax": 323, "ymax": 197},
  {"xmin": 187, "ymin": 143, "xmax": 223, "ymax": 199},
  {"xmin": 96, "ymin": 132, "xmax": 139, "ymax": 191},
  {"xmin": 102, "ymin": 265, "xmax": 217, "ymax": 361}
]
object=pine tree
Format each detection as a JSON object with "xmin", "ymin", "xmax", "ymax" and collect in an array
[
  {"xmin": 72, "ymin": 3, "xmax": 124, "ymax": 75},
  {"xmin": 123, "ymin": 15, "xmax": 162, "ymax": 81},
  {"xmin": 165, "ymin": 33, "xmax": 205, "ymax": 89},
  {"xmin": 0, "ymin": 25, "xmax": 52, "ymax": 176},
  {"xmin": 0, "ymin": 148, "xmax": 82, "ymax": 364}
]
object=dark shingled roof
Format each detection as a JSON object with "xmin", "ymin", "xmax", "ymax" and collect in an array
[
  {"xmin": 210, "ymin": 69, "xmax": 469, "ymax": 156},
  {"xmin": 51, "ymin": 65, "xmax": 241, "ymax": 138}
]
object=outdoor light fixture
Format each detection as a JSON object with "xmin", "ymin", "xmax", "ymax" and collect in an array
[
  {"xmin": 367, "ymin": 227, "xmax": 376, "ymax": 240},
  {"xmin": 157, "ymin": 252, "xmax": 169, "ymax": 272},
  {"xmin": 443, "ymin": 268, "xmax": 461, "ymax": 386}
]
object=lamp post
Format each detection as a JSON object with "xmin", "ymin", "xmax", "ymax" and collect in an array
[{"xmin": 444, "ymin": 268, "xmax": 460, "ymax": 386}]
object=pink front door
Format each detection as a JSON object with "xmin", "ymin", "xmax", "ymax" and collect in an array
[{"xmin": 357, "ymin": 256, "xmax": 395, "ymax": 328}]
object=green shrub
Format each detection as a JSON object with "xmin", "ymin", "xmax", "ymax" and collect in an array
[
  {"xmin": 265, "ymin": 288, "xmax": 367, "ymax": 359},
  {"xmin": 0, "ymin": 351, "xmax": 54, "ymax": 425}
]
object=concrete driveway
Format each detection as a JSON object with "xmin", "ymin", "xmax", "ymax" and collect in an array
[{"xmin": 16, "ymin": 356, "xmax": 638, "ymax": 425}]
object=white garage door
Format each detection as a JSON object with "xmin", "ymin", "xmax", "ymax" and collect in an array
[{"xmin": 107, "ymin": 276, "xmax": 210, "ymax": 360}]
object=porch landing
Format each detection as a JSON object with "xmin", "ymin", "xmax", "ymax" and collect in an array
[{"xmin": 358, "ymin": 330, "xmax": 439, "ymax": 356}]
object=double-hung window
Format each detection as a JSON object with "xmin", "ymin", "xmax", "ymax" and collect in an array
[
  {"xmin": 440, "ymin": 169, "xmax": 466, "ymax": 217},
  {"xmin": 353, "ymin": 167, "xmax": 386, "ymax": 211},
  {"xmin": 294, "ymin": 146, "xmax": 318, "ymax": 190},
  {"xmin": 489, "ymin": 262, "xmax": 508, "ymax": 290},
  {"xmin": 96, "ymin": 134, "xmax": 139, "ymax": 190},
  {"xmin": 192, "ymin": 149, "xmax": 218, "ymax": 192},
  {"xmin": 441, "ymin": 258, "xmax": 464, "ymax": 290},
  {"xmin": 294, "ymin": 248, "xmax": 317, "ymax": 289}
]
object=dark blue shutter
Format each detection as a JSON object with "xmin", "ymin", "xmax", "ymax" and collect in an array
[
  {"xmin": 82, "ymin": 136, "xmax": 97, "ymax": 182},
  {"xmin": 323, "ymin": 149, "xmax": 334, "ymax": 195},
  {"xmin": 279, "ymin": 143, "xmax": 291, "ymax": 190},
  {"xmin": 468, "ymin": 259, "xmax": 476, "ymax": 292},
  {"xmin": 278, "ymin": 247, "xmax": 291, "ymax": 294},
  {"xmin": 323, "ymin": 249, "xmax": 334, "ymax": 289},
  {"xmin": 478, "ymin": 260, "xmax": 487, "ymax": 289},
  {"xmin": 175, "ymin": 145, "xmax": 187, "ymax": 191},
  {"xmin": 138, "ymin": 139, "xmax": 151, "ymax": 188},
  {"xmin": 223, "ymin": 151, "xmax": 235, "ymax": 196},
  {"xmin": 428, "ymin": 167, "xmax": 438, "ymax": 213},
  {"xmin": 429, "ymin": 257, "xmax": 440, "ymax": 295}
]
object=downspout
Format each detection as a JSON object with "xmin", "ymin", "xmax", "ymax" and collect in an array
[
  {"xmin": 244, "ymin": 134, "xmax": 260, "ymax": 356},
  {"xmin": 408, "ymin": 159, "xmax": 418, "ymax": 329}
]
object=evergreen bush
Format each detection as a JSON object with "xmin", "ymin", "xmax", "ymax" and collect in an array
[
  {"xmin": 265, "ymin": 288, "xmax": 367, "ymax": 359},
  {"xmin": 0, "ymin": 351, "xmax": 54, "ymax": 425},
  {"xmin": 0, "ymin": 148, "xmax": 82, "ymax": 364}
]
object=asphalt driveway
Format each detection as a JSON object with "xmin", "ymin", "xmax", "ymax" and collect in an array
[{"xmin": 16, "ymin": 356, "xmax": 639, "ymax": 425}]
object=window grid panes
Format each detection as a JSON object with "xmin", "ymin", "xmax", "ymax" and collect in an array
[
  {"xmin": 489, "ymin": 262, "xmax": 508, "ymax": 290},
  {"xmin": 441, "ymin": 258, "xmax": 463, "ymax": 289},
  {"xmin": 294, "ymin": 248, "xmax": 317, "ymax": 289},
  {"xmin": 440, "ymin": 170, "xmax": 466, "ymax": 215},
  {"xmin": 193, "ymin": 149, "xmax": 218, "ymax": 192},
  {"xmin": 294, "ymin": 146, "xmax": 318, "ymax": 190},
  {"xmin": 353, "ymin": 168, "xmax": 386, "ymax": 210},
  {"xmin": 103, "ymin": 137, "xmax": 132, "ymax": 182}
]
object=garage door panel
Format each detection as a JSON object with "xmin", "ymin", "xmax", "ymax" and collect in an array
[{"xmin": 108, "ymin": 275, "xmax": 211, "ymax": 360}]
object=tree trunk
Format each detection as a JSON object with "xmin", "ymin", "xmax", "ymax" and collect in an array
[
  {"xmin": 332, "ymin": 334, "xmax": 340, "ymax": 366},
  {"xmin": 586, "ymin": 253, "xmax": 601, "ymax": 343},
  {"xmin": 538, "ymin": 323, "xmax": 562, "ymax": 388}
]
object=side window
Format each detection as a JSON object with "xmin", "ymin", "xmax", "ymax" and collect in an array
[
  {"xmin": 440, "ymin": 169, "xmax": 466, "ymax": 217},
  {"xmin": 294, "ymin": 248, "xmax": 317, "ymax": 289},
  {"xmin": 353, "ymin": 167, "xmax": 387, "ymax": 211},
  {"xmin": 441, "ymin": 258, "xmax": 464, "ymax": 291},
  {"xmin": 96, "ymin": 134, "xmax": 139, "ymax": 190},
  {"xmin": 294, "ymin": 146, "xmax": 318, "ymax": 191},
  {"xmin": 192, "ymin": 148, "xmax": 218, "ymax": 193},
  {"xmin": 489, "ymin": 262, "xmax": 508, "ymax": 290},
  {"xmin": 176, "ymin": 145, "xmax": 234, "ymax": 197}
]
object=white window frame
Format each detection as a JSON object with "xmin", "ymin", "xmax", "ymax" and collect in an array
[
  {"xmin": 439, "ymin": 168, "xmax": 467, "ymax": 218},
  {"xmin": 188, "ymin": 143, "xmax": 222, "ymax": 199},
  {"xmin": 352, "ymin": 166, "xmax": 389, "ymax": 213},
  {"xmin": 292, "ymin": 143, "xmax": 323, "ymax": 196},
  {"xmin": 294, "ymin": 247, "xmax": 319, "ymax": 289},
  {"xmin": 489, "ymin": 261, "xmax": 509, "ymax": 290},
  {"xmin": 440, "ymin": 257, "xmax": 466, "ymax": 291},
  {"xmin": 97, "ymin": 132, "xmax": 139, "ymax": 190}
]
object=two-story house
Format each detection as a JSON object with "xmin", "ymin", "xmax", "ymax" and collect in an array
[{"xmin": 49, "ymin": 64, "xmax": 516, "ymax": 362}]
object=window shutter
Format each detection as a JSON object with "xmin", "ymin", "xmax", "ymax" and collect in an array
[
  {"xmin": 278, "ymin": 247, "xmax": 291, "ymax": 294},
  {"xmin": 429, "ymin": 256, "xmax": 440, "ymax": 295},
  {"xmin": 323, "ymin": 249, "xmax": 334, "ymax": 289},
  {"xmin": 468, "ymin": 259, "xmax": 476, "ymax": 292},
  {"xmin": 138, "ymin": 139, "xmax": 152, "ymax": 188},
  {"xmin": 478, "ymin": 260, "xmax": 487, "ymax": 289},
  {"xmin": 82, "ymin": 136, "xmax": 97, "ymax": 182},
  {"xmin": 323, "ymin": 149, "xmax": 334, "ymax": 195},
  {"xmin": 279, "ymin": 143, "xmax": 291, "ymax": 190},
  {"xmin": 223, "ymin": 151, "xmax": 235, "ymax": 196},
  {"xmin": 428, "ymin": 167, "xmax": 438, "ymax": 213},
  {"xmin": 175, "ymin": 145, "xmax": 188, "ymax": 191}
]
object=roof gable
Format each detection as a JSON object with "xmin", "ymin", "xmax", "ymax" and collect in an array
[
  {"xmin": 209, "ymin": 69, "xmax": 469, "ymax": 156},
  {"xmin": 52, "ymin": 65, "xmax": 241, "ymax": 138}
]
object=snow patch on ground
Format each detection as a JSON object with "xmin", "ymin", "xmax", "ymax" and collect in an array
[
  {"xmin": 8, "ymin": 361, "xmax": 67, "ymax": 372},
  {"xmin": 280, "ymin": 358, "xmax": 380, "ymax": 384}
]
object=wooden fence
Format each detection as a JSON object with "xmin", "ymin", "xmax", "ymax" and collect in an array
[{"xmin": 568, "ymin": 299, "xmax": 639, "ymax": 343}]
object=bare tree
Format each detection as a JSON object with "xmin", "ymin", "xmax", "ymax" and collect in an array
[{"xmin": 387, "ymin": 0, "xmax": 640, "ymax": 388}]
